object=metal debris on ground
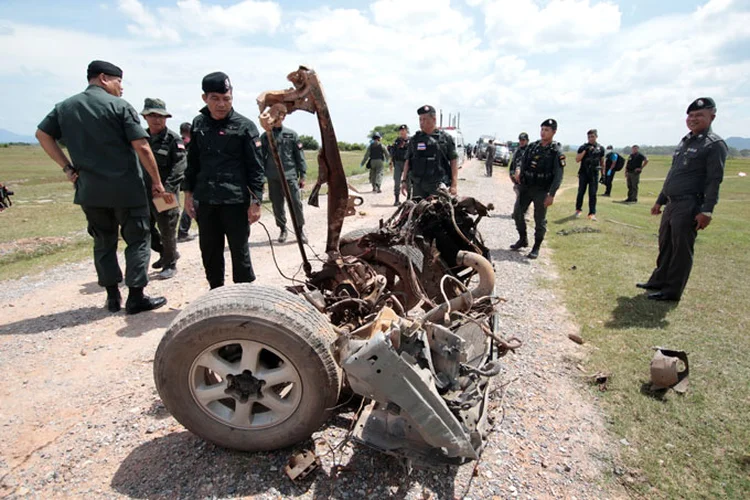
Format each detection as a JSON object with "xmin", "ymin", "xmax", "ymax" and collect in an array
[
  {"xmin": 284, "ymin": 450, "xmax": 321, "ymax": 481},
  {"xmin": 556, "ymin": 226, "xmax": 601, "ymax": 236},
  {"xmin": 568, "ymin": 333, "xmax": 584, "ymax": 344}
]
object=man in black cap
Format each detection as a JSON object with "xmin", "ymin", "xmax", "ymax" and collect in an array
[
  {"xmin": 141, "ymin": 98, "xmax": 186, "ymax": 279},
  {"xmin": 390, "ymin": 124, "xmax": 410, "ymax": 205},
  {"xmin": 510, "ymin": 132, "xmax": 529, "ymax": 189},
  {"xmin": 485, "ymin": 139, "xmax": 496, "ymax": 177},
  {"xmin": 182, "ymin": 71, "xmax": 265, "ymax": 289},
  {"xmin": 401, "ymin": 105, "xmax": 459, "ymax": 199},
  {"xmin": 260, "ymin": 114, "xmax": 308, "ymax": 244},
  {"xmin": 624, "ymin": 145, "xmax": 649, "ymax": 202},
  {"xmin": 177, "ymin": 122, "xmax": 197, "ymax": 242},
  {"xmin": 361, "ymin": 132, "xmax": 390, "ymax": 192},
  {"xmin": 637, "ymin": 97, "xmax": 727, "ymax": 301},
  {"xmin": 574, "ymin": 129, "xmax": 605, "ymax": 220},
  {"xmin": 35, "ymin": 60, "xmax": 169, "ymax": 314},
  {"xmin": 511, "ymin": 119, "xmax": 565, "ymax": 259}
]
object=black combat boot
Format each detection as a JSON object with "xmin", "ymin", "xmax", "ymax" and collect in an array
[
  {"xmin": 510, "ymin": 233, "xmax": 528, "ymax": 251},
  {"xmin": 278, "ymin": 228, "xmax": 288, "ymax": 243},
  {"xmin": 105, "ymin": 285, "xmax": 121, "ymax": 313},
  {"xmin": 393, "ymin": 194, "xmax": 400, "ymax": 207},
  {"xmin": 527, "ymin": 240, "xmax": 542, "ymax": 259},
  {"xmin": 125, "ymin": 287, "xmax": 167, "ymax": 315}
]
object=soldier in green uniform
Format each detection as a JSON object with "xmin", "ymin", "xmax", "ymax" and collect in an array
[
  {"xmin": 141, "ymin": 98, "xmax": 186, "ymax": 279},
  {"xmin": 511, "ymin": 119, "xmax": 565, "ymax": 259},
  {"xmin": 261, "ymin": 124, "xmax": 308, "ymax": 244},
  {"xmin": 400, "ymin": 105, "xmax": 459, "ymax": 199},
  {"xmin": 390, "ymin": 124, "xmax": 410, "ymax": 206},
  {"xmin": 637, "ymin": 97, "xmax": 727, "ymax": 301},
  {"xmin": 510, "ymin": 132, "xmax": 529, "ymax": 193},
  {"xmin": 624, "ymin": 145, "xmax": 649, "ymax": 202},
  {"xmin": 35, "ymin": 60, "xmax": 168, "ymax": 314},
  {"xmin": 182, "ymin": 72, "xmax": 265, "ymax": 290},
  {"xmin": 361, "ymin": 133, "xmax": 390, "ymax": 192},
  {"xmin": 485, "ymin": 139, "xmax": 497, "ymax": 177}
]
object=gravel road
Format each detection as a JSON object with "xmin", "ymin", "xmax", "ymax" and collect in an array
[{"xmin": 0, "ymin": 159, "xmax": 624, "ymax": 499}]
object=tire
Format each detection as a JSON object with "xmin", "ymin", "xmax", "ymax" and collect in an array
[{"xmin": 154, "ymin": 284, "xmax": 340, "ymax": 452}]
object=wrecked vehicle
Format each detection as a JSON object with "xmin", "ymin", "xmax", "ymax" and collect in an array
[{"xmin": 153, "ymin": 66, "xmax": 519, "ymax": 467}]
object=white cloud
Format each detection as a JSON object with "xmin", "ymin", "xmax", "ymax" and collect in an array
[
  {"xmin": 476, "ymin": 0, "xmax": 622, "ymax": 53},
  {"xmin": 118, "ymin": 0, "xmax": 181, "ymax": 42}
]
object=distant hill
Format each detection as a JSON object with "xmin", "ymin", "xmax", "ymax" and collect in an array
[
  {"xmin": 0, "ymin": 129, "xmax": 36, "ymax": 144},
  {"xmin": 726, "ymin": 137, "xmax": 750, "ymax": 150}
]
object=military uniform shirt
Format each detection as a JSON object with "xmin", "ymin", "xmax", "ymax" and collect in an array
[
  {"xmin": 656, "ymin": 129, "xmax": 727, "ymax": 213},
  {"xmin": 392, "ymin": 137, "xmax": 409, "ymax": 162},
  {"xmin": 519, "ymin": 140, "xmax": 565, "ymax": 196},
  {"xmin": 406, "ymin": 130, "xmax": 458, "ymax": 182},
  {"xmin": 183, "ymin": 107, "xmax": 264, "ymax": 204},
  {"xmin": 37, "ymin": 85, "xmax": 149, "ymax": 208},
  {"xmin": 626, "ymin": 152, "xmax": 648, "ymax": 172},
  {"xmin": 146, "ymin": 127, "xmax": 187, "ymax": 193},
  {"xmin": 261, "ymin": 127, "xmax": 307, "ymax": 181},
  {"xmin": 510, "ymin": 145, "xmax": 528, "ymax": 178}
]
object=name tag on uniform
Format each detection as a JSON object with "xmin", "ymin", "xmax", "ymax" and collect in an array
[{"xmin": 417, "ymin": 143, "xmax": 426, "ymax": 151}]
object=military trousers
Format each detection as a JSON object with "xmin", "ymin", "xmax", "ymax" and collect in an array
[
  {"xmin": 196, "ymin": 203, "xmax": 255, "ymax": 289},
  {"xmin": 576, "ymin": 169, "xmax": 599, "ymax": 214},
  {"xmin": 647, "ymin": 198, "xmax": 700, "ymax": 299},
  {"xmin": 177, "ymin": 199, "xmax": 198, "ymax": 238},
  {"xmin": 81, "ymin": 205, "xmax": 151, "ymax": 289},
  {"xmin": 268, "ymin": 177, "xmax": 305, "ymax": 231},
  {"xmin": 513, "ymin": 185, "xmax": 548, "ymax": 242},
  {"xmin": 485, "ymin": 159, "xmax": 493, "ymax": 177},
  {"xmin": 409, "ymin": 175, "xmax": 442, "ymax": 200},
  {"xmin": 393, "ymin": 161, "xmax": 410, "ymax": 198},
  {"xmin": 626, "ymin": 171, "xmax": 640, "ymax": 201},
  {"xmin": 369, "ymin": 159, "xmax": 385, "ymax": 191},
  {"xmin": 150, "ymin": 194, "xmax": 180, "ymax": 268}
]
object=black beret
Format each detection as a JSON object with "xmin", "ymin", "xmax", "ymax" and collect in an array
[
  {"xmin": 202, "ymin": 71, "xmax": 232, "ymax": 94},
  {"xmin": 541, "ymin": 118, "xmax": 557, "ymax": 131},
  {"xmin": 686, "ymin": 97, "xmax": 716, "ymax": 113},
  {"xmin": 417, "ymin": 105, "xmax": 436, "ymax": 115},
  {"xmin": 87, "ymin": 60, "xmax": 122, "ymax": 80},
  {"xmin": 399, "ymin": 124, "xmax": 408, "ymax": 130},
  {"xmin": 519, "ymin": 132, "xmax": 529, "ymax": 140}
]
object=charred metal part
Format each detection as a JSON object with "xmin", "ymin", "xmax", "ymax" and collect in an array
[
  {"xmin": 257, "ymin": 67, "xmax": 349, "ymax": 256},
  {"xmin": 284, "ymin": 450, "xmax": 321, "ymax": 481}
]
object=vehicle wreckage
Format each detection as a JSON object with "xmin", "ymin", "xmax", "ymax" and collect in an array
[{"xmin": 154, "ymin": 66, "xmax": 520, "ymax": 467}]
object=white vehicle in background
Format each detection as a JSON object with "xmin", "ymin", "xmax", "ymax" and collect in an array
[{"xmin": 439, "ymin": 127, "xmax": 465, "ymax": 165}]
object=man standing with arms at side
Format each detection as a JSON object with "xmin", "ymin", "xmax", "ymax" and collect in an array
[
  {"xmin": 361, "ymin": 133, "xmax": 390, "ymax": 193},
  {"xmin": 261, "ymin": 117, "xmax": 308, "ymax": 244},
  {"xmin": 390, "ymin": 124, "xmax": 410, "ymax": 205},
  {"xmin": 177, "ymin": 122, "xmax": 197, "ymax": 242},
  {"xmin": 509, "ymin": 132, "xmax": 529, "ymax": 194},
  {"xmin": 574, "ymin": 129, "xmax": 605, "ymax": 220},
  {"xmin": 624, "ymin": 145, "xmax": 648, "ymax": 202},
  {"xmin": 485, "ymin": 139, "xmax": 496, "ymax": 177},
  {"xmin": 35, "ymin": 60, "xmax": 168, "ymax": 314},
  {"xmin": 637, "ymin": 98, "xmax": 727, "ymax": 301},
  {"xmin": 510, "ymin": 119, "xmax": 565, "ymax": 259},
  {"xmin": 183, "ymin": 72, "xmax": 265, "ymax": 289},
  {"xmin": 401, "ymin": 105, "xmax": 459, "ymax": 199},
  {"xmin": 141, "ymin": 98, "xmax": 186, "ymax": 279}
]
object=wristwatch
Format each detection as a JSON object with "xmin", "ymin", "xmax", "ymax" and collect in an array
[{"xmin": 63, "ymin": 164, "xmax": 77, "ymax": 175}]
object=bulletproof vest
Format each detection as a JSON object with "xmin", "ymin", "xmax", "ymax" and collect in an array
[
  {"xmin": 522, "ymin": 142, "xmax": 557, "ymax": 187},
  {"xmin": 513, "ymin": 145, "xmax": 527, "ymax": 169},
  {"xmin": 409, "ymin": 132, "xmax": 447, "ymax": 182},
  {"xmin": 370, "ymin": 142, "xmax": 384, "ymax": 160},
  {"xmin": 582, "ymin": 143, "xmax": 603, "ymax": 168},
  {"xmin": 392, "ymin": 138, "xmax": 408, "ymax": 161}
]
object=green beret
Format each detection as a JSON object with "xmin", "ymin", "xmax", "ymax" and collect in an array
[{"xmin": 686, "ymin": 97, "xmax": 716, "ymax": 113}]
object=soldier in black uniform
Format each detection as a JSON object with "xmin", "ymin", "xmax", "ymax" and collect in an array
[
  {"xmin": 177, "ymin": 122, "xmax": 197, "ymax": 242},
  {"xmin": 141, "ymin": 98, "xmax": 186, "ymax": 279},
  {"xmin": 624, "ymin": 145, "xmax": 649, "ymax": 202},
  {"xmin": 509, "ymin": 132, "xmax": 529, "ymax": 191},
  {"xmin": 574, "ymin": 129, "xmax": 605, "ymax": 220},
  {"xmin": 401, "ymin": 105, "xmax": 459, "ymax": 199},
  {"xmin": 261, "ymin": 124, "xmax": 308, "ymax": 244},
  {"xmin": 35, "ymin": 60, "xmax": 168, "ymax": 314},
  {"xmin": 390, "ymin": 124, "xmax": 410, "ymax": 205},
  {"xmin": 510, "ymin": 119, "xmax": 565, "ymax": 259},
  {"xmin": 637, "ymin": 97, "xmax": 727, "ymax": 301},
  {"xmin": 182, "ymin": 72, "xmax": 265, "ymax": 289}
]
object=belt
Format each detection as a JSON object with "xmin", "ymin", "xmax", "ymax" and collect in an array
[{"xmin": 667, "ymin": 194, "xmax": 700, "ymax": 202}]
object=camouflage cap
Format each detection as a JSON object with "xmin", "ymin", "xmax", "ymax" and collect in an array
[
  {"xmin": 519, "ymin": 132, "xmax": 529, "ymax": 140},
  {"xmin": 141, "ymin": 98, "xmax": 172, "ymax": 117}
]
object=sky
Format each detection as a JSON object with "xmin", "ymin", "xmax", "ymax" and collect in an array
[{"xmin": 1, "ymin": 0, "xmax": 748, "ymax": 147}]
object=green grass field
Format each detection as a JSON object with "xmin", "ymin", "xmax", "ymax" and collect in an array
[
  {"xmin": 545, "ymin": 155, "xmax": 750, "ymax": 497},
  {"xmin": 0, "ymin": 146, "xmax": 367, "ymax": 281}
]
